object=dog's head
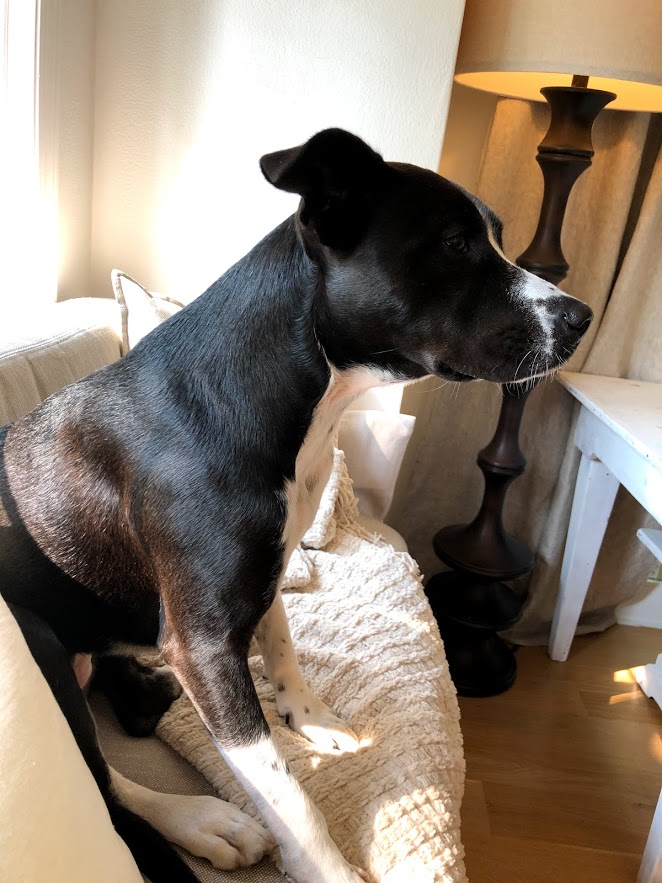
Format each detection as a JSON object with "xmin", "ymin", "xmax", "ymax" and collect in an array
[{"xmin": 260, "ymin": 128, "xmax": 592, "ymax": 385}]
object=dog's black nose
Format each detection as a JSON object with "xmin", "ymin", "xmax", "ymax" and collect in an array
[{"xmin": 563, "ymin": 302, "xmax": 593, "ymax": 334}]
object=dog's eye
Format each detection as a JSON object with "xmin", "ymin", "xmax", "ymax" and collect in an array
[{"xmin": 445, "ymin": 235, "xmax": 468, "ymax": 253}]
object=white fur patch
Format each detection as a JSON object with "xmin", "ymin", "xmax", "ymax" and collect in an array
[
  {"xmin": 255, "ymin": 592, "xmax": 359, "ymax": 753},
  {"xmin": 485, "ymin": 221, "xmax": 560, "ymax": 358},
  {"xmin": 281, "ymin": 364, "xmax": 399, "ymax": 560},
  {"xmin": 222, "ymin": 735, "xmax": 365, "ymax": 882},
  {"xmin": 515, "ymin": 271, "xmax": 557, "ymax": 356},
  {"xmin": 255, "ymin": 365, "xmax": 385, "ymax": 761}
]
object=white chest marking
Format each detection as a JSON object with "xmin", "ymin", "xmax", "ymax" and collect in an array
[{"xmin": 280, "ymin": 365, "xmax": 397, "ymax": 560}]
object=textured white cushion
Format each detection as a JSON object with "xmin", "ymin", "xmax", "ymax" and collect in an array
[
  {"xmin": 0, "ymin": 298, "xmax": 121, "ymax": 425},
  {"xmin": 156, "ymin": 452, "xmax": 467, "ymax": 883}
]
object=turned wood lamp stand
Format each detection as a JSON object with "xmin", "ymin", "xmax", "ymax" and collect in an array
[{"xmin": 425, "ymin": 79, "xmax": 615, "ymax": 696}]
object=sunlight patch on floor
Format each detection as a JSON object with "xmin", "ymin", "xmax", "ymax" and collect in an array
[
  {"xmin": 613, "ymin": 665, "xmax": 646, "ymax": 684},
  {"xmin": 608, "ymin": 692, "xmax": 640, "ymax": 705}
]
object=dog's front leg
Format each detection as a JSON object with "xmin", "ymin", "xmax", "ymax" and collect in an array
[
  {"xmin": 160, "ymin": 607, "xmax": 367, "ymax": 883},
  {"xmin": 255, "ymin": 592, "xmax": 359, "ymax": 752}
]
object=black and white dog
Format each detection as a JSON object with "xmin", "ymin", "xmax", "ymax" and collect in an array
[{"xmin": 0, "ymin": 129, "xmax": 591, "ymax": 883}]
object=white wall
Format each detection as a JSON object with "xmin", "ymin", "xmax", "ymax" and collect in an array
[
  {"xmin": 437, "ymin": 82, "xmax": 497, "ymax": 191},
  {"xmin": 1, "ymin": 0, "xmax": 95, "ymax": 307},
  {"xmin": 90, "ymin": 0, "xmax": 466, "ymax": 300}
]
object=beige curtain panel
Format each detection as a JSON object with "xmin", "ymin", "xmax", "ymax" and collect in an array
[{"xmin": 390, "ymin": 100, "xmax": 662, "ymax": 644}]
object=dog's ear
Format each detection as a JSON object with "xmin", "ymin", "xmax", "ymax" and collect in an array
[{"xmin": 260, "ymin": 128, "xmax": 386, "ymax": 250}]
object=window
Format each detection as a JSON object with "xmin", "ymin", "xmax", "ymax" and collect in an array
[{"xmin": 1, "ymin": 0, "xmax": 58, "ymax": 317}]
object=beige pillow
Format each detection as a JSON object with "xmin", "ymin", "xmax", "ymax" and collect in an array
[{"xmin": 111, "ymin": 269, "xmax": 184, "ymax": 354}]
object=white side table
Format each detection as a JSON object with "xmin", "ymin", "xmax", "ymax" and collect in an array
[
  {"xmin": 549, "ymin": 372, "xmax": 662, "ymax": 663},
  {"xmin": 634, "ymin": 529, "xmax": 662, "ymax": 883},
  {"xmin": 638, "ymin": 791, "xmax": 662, "ymax": 883},
  {"xmin": 549, "ymin": 373, "xmax": 662, "ymax": 883}
]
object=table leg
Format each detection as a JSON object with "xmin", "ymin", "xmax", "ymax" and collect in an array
[
  {"xmin": 548, "ymin": 453, "xmax": 619, "ymax": 662},
  {"xmin": 638, "ymin": 789, "xmax": 662, "ymax": 883}
]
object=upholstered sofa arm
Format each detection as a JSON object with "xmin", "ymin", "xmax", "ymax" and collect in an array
[{"xmin": 0, "ymin": 298, "xmax": 122, "ymax": 425}]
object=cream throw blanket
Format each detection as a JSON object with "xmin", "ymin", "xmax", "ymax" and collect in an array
[
  {"xmin": 156, "ymin": 451, "xmax": 467, "ymax": 882},
  {"xmin": 0, "ymin": 595, "xmax": 143, "ymax": 883}
]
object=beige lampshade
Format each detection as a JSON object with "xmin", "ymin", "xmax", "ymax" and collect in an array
[{"xmin": 455, "ymin": 0, "xmax": 662, "ymax": 112}]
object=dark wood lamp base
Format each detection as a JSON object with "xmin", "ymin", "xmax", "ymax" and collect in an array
[{"xmin": 426, "ymin": 83, "xmax": 615, "ymax": 697}]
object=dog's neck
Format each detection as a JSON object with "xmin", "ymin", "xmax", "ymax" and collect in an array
[
  {"xmin": 159, "ymin": 218, "xmax": 421, "ymax": 473},
  {"xmin": 193, "ymin": 218, "xmax": 390, "ymax": 385},
  {"xmin": 215, "ymin": 216, "xmax": 425, "ymax": 383}
]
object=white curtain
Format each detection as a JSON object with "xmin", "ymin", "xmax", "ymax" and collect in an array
[{"xmin": 0, "ymin": 0, "xmax": 59, "ymax": 313}]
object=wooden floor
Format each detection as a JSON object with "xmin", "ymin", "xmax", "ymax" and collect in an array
[{"xmin": 459, "ymin": 625, "xmax": 662, "ymax": 883}]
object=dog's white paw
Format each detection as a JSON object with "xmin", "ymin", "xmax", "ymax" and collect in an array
[
  {"xmin": 151, "ymin": 793, "xmax": 275, "ymax": 869},
  {"xmin": 279, "ymin": 693, "xmax": 359, "ymax": 753},
  {"xmin": 278, "ymin": 846, "xmax": 369, "ymax": 883}
]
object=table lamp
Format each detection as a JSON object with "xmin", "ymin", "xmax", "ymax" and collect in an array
[{"xmin": 426, "ymin": 0, "xmax": 662, "ymax": 696}]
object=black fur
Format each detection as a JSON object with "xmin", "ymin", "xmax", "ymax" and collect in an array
[
  {"xmin": 94, "ymin": 654, "xmax": 182, "ymax": 737},
  {"xmin": 0, "ymin": 128, "xmax": 592, "ymax": 878}
]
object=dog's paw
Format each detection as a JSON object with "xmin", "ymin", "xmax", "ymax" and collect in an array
[
  {"xmin": 279, "ymin": 846, "xmax": 369, "ymax": 883},
  {"xmin": 156, "ymin": 794, "xmax": 276, "ymax": 869},
  {"xmin": 95, "ymin": 655, "xmax": 183, "ymax": 737},
  {"xmin": 280, "ymin": 694, "xmax": 359, "ymax": 754}
]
